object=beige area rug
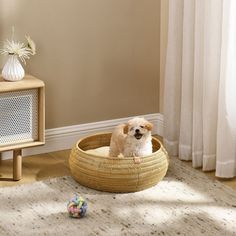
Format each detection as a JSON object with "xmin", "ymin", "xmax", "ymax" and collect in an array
[{"xmin": 0, "ymin": 158, "xmax": 236, "ymax": 236}]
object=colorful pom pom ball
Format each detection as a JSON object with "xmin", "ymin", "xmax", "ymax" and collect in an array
[{"xmin": 67, "ymin": 193, "xmax": 88, "ymax": 218}]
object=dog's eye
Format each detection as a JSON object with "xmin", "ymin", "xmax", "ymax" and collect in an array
[
  {"xmin": 140, "ymin": 125, "xmax": 144, "ymax": 128},
  {"xmin": 130, "ymin": 127, "xmax": 134, "ymax": 131}
]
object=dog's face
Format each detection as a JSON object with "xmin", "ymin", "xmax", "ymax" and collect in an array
[{"xmin": 124, "ymin": 117, "xmax": 153, "ymax": 140}]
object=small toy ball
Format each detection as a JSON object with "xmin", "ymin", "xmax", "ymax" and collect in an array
[{"xmin": 67, "ymin": 193, "xmax": 88, "ymax": 218}]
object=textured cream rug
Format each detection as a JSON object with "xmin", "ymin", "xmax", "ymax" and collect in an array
[{"xmin": 0, "ymin": 157, "xmax": 236, "ymax": 236}]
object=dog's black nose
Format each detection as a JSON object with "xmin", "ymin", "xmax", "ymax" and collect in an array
[{"xmin": 135, "ymin": 129, "xmax": 140, "ymax": 133}]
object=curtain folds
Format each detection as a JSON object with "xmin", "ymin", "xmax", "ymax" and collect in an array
[{"xmin": 163, "ymin": 0, "xmax": 236, "ymax": 178}]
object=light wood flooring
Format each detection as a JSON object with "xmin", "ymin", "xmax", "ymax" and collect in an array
[{"xmin": 0, "ymin": 149, "xmax": 236, "ymax": 190}]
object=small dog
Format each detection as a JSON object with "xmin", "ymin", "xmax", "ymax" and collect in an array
[{"xmin": 109, "ymin": 117, "xmax": 153, "ymax": 163}]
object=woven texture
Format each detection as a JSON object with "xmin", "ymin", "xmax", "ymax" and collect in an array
[
  {"xmin": 0, "ymin": 89, "xmax": 38, "ymax": 146},
  {"xmin": 69, "ymin": 133, "xmax": 169, "ymax": 193},
  {"xmin": 0, "ymin": 158, "xmax": 236, "ymax": 236}
]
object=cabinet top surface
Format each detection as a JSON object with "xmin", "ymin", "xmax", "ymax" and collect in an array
[{"xmin": 0, "ymin": 74, "xmax": 44, "ymax": 92}]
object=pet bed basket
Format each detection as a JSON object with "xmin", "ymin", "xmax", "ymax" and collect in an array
[{"xmin": 69, "ymin": 133, "xmax": 169, "ymax": 193}]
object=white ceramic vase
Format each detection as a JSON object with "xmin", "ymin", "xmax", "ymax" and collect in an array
[{"xmin": 2, "ymin": 55, "xmax": 25, "ymax": 82}]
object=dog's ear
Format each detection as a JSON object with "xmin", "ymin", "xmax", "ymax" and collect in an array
[
  {"xmin": 145, "ymin": 121, "xmax": 153, "ymax": 131},
  {"xmin": 123, "ymin": 124, "xmax": 129, "ymax": 134}
]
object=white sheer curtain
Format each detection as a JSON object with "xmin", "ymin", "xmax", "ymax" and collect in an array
[{"xmin": 163, "ymin": 0, "xmax": 236, "ymax": 178}]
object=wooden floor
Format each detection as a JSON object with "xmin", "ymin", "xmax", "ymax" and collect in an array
[
  {"xmin": 0, "ymin": 150, "xmax": 71, "ymax": 187},
  {"xmin": 0, "ymin": 149, "xmax": 236, "ymax": 190}
]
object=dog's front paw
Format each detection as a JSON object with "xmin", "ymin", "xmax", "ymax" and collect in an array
[{"xmin": 133, "ymin": 156, "xmax": 141, "ymax": 164}]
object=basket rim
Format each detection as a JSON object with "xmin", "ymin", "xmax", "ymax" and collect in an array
[{"xmin": 74, "ymin": 132, "xmax": 164, "ymax": 160}]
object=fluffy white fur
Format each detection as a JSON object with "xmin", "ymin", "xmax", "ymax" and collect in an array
[{"xmin": 109, "ymin": 117, "xmax": 153, "ymax": 162}]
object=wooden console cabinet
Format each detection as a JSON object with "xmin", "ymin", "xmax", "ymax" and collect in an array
[{"xmin": 0, "ymin": 75, "xmax": 45, "ymax": 180}]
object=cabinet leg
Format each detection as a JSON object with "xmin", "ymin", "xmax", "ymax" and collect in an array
[{"xmin": 13, "ymin": 149, "xmax": 22, "ymax": 181}]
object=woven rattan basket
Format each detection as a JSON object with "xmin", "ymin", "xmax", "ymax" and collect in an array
[{"xmin": 69, "ymin": 133, "xmax": 169, "ymax": 193}]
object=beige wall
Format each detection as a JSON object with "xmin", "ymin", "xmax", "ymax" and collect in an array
[
  {"xmin": 160, "ymin": 0, "xmax": 168, "ymax": 113},
  {"xmin": 0, "ymin": 0, "xmax": 161, "ymax": 129}
]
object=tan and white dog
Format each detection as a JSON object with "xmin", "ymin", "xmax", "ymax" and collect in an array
[{"xmin": 109, "ymin": 117, "xmax": 153, "ymax": 163}]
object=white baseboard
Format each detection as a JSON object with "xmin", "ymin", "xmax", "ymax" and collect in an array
[{"xmin": 1, "ymin": 113, "xmax": 163, "ymax": 160}]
